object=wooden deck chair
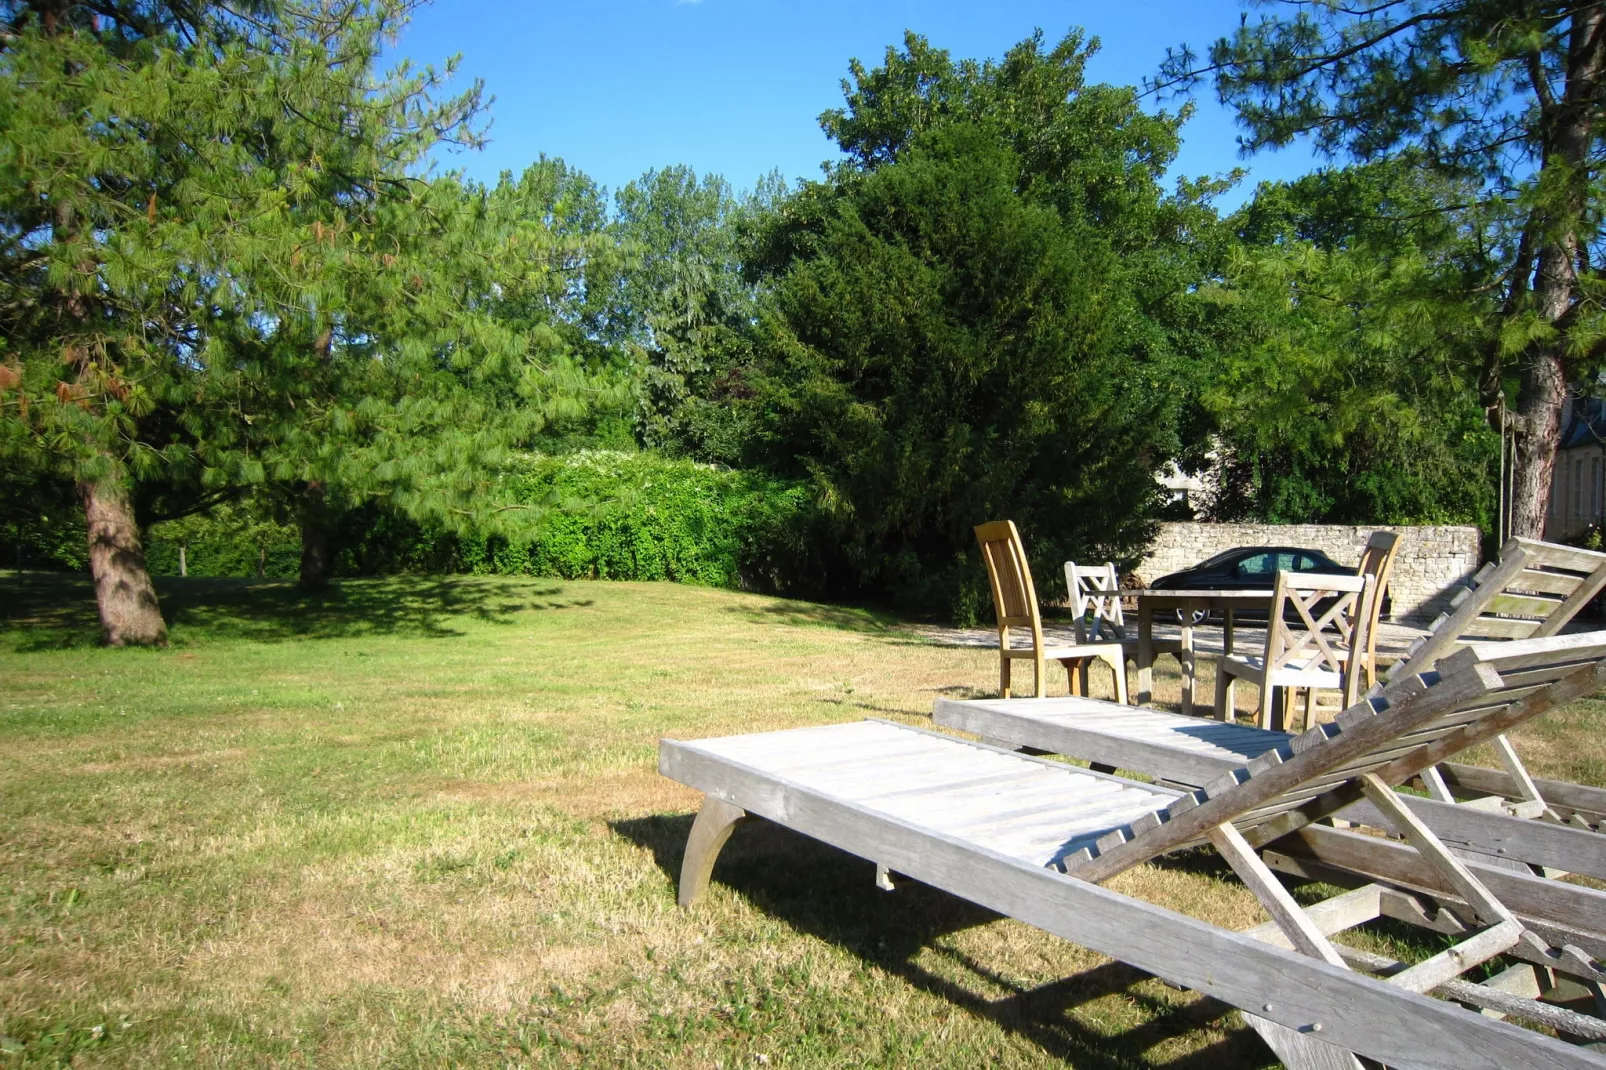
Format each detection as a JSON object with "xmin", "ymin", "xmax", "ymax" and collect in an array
[
  {"xmin": 1214, "ymin": 570, "xmax": 1374, "ymax": 731},
  {"xmin": 1347, "ymin": 530, "xmax": 1400, "ymax": 689},
  {"xmin": 1385, "ymin": 536, "xmax": 1606, "ymax": 817},
  {"xmin": 662, "ymin": 643, "xmax": 1606, "ymax": 1069},
  {"xmin": 975, "ymin": 521, "xmax": 1128, "ymax": 703},
  {"xmin": 1066, "ymin": 559, "xmax": 1187, "ymax": 677},
  {"xmin": 933, "ymin": 633, "xmax": 1606, "ymax": 887}
]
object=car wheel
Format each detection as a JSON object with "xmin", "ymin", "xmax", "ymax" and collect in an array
[{"xmin": 1174, "ymin": 608, "xmax": 1210, "ymax": 626}]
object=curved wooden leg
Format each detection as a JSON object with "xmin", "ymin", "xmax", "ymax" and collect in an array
[
  {"xmin": 1000, "ymin": 653, "xmax": 1012, "ymax": 699},
  {"xmin": 678, "ymin": 796, "xmax": 747, "ymax": 908}
]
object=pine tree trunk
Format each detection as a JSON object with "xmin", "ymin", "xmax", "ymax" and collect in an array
[
  {"xmin": 79, "ymin": 477, "xmax": 168, "ymax": 647},
  {"xmin": 1507, "ymin": 6, "xmax": 1605, "ymax": 540},
  {"xmin": 1509, "ymin": 342, "xmax": 1566, "ymax": 539},
  {"xmin": 298, "ymin": 481, "xmax": 333, "ymax": 590}
]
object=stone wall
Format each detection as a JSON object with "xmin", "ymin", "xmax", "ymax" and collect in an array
[{"xmin": 1134, "ymin": 523, "xmax": 1483, "ymax": 624}]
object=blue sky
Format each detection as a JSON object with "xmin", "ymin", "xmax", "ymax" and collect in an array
[{"xmin": 398, "ymin": 1, "xmax": 1324, "ymax": 209}]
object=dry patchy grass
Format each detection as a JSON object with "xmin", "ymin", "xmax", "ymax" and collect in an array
[{"xmin": 1, "ymin": 572, "xmax": 1600, "ymax": 1067}]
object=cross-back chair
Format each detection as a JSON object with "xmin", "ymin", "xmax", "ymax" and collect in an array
[
  {"xmin": 1215, "ymin": 570, "xmax": 1374, "ymax": 730},
  {"xmin": 1066, "ymin": 560, "xmax": 1186, "ymax": 682},
  {"xmin": 975, "ymin": 521, "xmax": 1128, "ymax": 702},
  {"xmin": 1207, "ymin": 571, "xmax": 1374, "ymax": 729}
]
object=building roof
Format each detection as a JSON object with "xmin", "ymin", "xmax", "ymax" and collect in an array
[{"xmin": 1562, "ymin": 396, "xmax": 1606, "ymax": 449}]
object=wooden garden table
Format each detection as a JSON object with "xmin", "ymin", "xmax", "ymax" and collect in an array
[{"xmin": 1133, "ymin": 588, "xmax": 1276, "ymax": 716}]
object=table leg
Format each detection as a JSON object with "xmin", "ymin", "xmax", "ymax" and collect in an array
[
  {"xmin": 1137, "ymin": 604, "xmax": 1154, "ymax": 707},
  {"xmin": 1178, "ymin": 604, "xmax": 1196, "ymax": 716},
  {"xmin": 1224, "ymin": 608, "xmax": 1236, "ymax": 656}
]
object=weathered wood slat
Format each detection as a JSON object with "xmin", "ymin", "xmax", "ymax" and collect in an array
[
  {"xmin": 1459, "ymin": 616, "xmax": 1545, "ymax": 640},
  {"xmin": 660, "ymin": 733, "xmax": 1606, "ymax": 1070},
  {"xmin": 1483, "ymin": 592, "xmax": 1563, "ymax": 618},
  {"xmin": 1513, "ymin": 537, "xmax": 1606, "ymax": 574},
  {"xmin": 1508, "ymin": 568, "xmax": 1584, "ymax": 596},
  {"xmin": 1266, "ymin": 824, "xmax": 1606, "ymax": 949},
  {"xmin": 1466, "ymin": 631, "xmax": 1606, "ymax": 669},
  {"xmin": 1438, "ymin": 763, "xmax": 1606, "ymax": 821},
  {"xmin": 1336, "ymin": 793, "xmax": 1606, "ymax": 880},
  {"xmin": 1069, "ymin": 666, "xmax": 1502, "ymax": 883}
]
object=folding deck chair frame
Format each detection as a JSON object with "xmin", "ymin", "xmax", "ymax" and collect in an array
[
  {"xmin": 661, "ymin": 647, "xmax": 1606, "ymax": 1069},
  {"xmin": 1386, "ymin": 536, "xmax": 1606, "ymax": 818}
]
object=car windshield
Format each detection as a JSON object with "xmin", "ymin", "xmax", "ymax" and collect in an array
[{"xmin": 1194, "ymin": 548, "xmax": 1244, "ymax": 569}]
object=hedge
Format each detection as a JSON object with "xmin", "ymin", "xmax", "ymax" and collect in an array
[{"xmin": 141, "ymin": 451, "xmax": 818, "ymax": 591}]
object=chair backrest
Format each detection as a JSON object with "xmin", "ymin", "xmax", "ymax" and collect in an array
[
  {"xmin": 975, "ymin": 521, "xmax": 1044, "ymax": 650},
  {"xmin": 1066, "ymin": 561, "xmax": 1126, "ymax": 643},
  {"xmin": 1067, "ymin": 630, "xmax": 1606, "ymax": 882},
  {"xmin": 1262, "ymin": 570, "xmax": 1374, "ymax": 707},
  {"xmin": 1350, "ymin": 530, "xmax": 1402, "ymax": 686},
  {"xmin": 1388, "ymin": 537, "xmax": 1606, "ymax": 681}
]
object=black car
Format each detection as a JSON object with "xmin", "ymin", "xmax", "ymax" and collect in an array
[{"xmin": 1151, "ymin": 545, "xmax": 1391, "ymax": 623}]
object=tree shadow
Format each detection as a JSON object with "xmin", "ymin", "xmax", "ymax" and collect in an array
[
  {"xmin": 0, "ymin": 571, "xmax": 589, "ymax": 650},
  {"xmin": 720, "ymin": 599, "xmax": 902, "ymax": 635},
  {"xmin": 612, "ymin": 813, "xmax": 1272, "ymax": 1069}
]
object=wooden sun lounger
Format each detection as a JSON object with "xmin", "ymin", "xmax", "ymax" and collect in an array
[
  {"xmin": 662, "ymin": 645, "xmax": 1606, "ymax": 1069},
  {"xmin": 932, "ymin": 634, "xmax": 1606, "ymax": 931},
  {"xmin": 1388, "ymin": 536, "xmax": 1606, "ymax": 815}
]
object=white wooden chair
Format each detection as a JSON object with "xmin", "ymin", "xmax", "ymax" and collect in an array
[
  {"xmin": 664, "ymin": 640, "xmax": 1606, "ymax": 1068},
  {"xmin": 974, "ymin": 521, "xmax": 1128, "ymax": 703},
  {"xmin": 1214, "ymin": 570, "xmax": 1374, "ymax": 730},
  {"xmin": 1066, "ymin": 560, "xmax": 1186, "ymax": 679}
]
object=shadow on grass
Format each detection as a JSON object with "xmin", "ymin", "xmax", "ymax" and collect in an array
[
  {"xmin": 612, "ymin": 813, "xmax": 1270, "ymax": 1069},
  {"xmin": 720, "ymin": 599, "xmax": 902, "ymax": 635},
  {"xmin": 0, "ymin": 571, "xmax": 589, "ymax": 650}
]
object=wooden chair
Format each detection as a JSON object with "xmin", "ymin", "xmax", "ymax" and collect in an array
[
  {"xmin": 975, "ymin": 522, "xmax": 1128, "ymax": 703},
  {"xmin": 1347, "ymin": 530, "xmax": 1401, "ymax": 689},
  {"xmin": 664, "ymin": 637, "xmax": 1606, "ymax": 1068},
  {"xmin": 1214, "ymin": 570, "xmax": 1374, "ymax": 730},
  {"xmin": 1065, "ymin": 561, "xmax": 1187, "ymax": 672}
]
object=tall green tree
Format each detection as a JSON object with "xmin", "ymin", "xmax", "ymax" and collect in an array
[
  {"xmin": 611, "ymin": 165, "xmax": 767, "ymax": 461},
  {"xmin": 0, "ymin": 0, "xmax": 588, "ymax": 639},
  {"xmin": 1191, "ymin": 163, "xmax": 1502, "ymax": 527},
  {"xmin": 1160, "ymin": 0, "xmax": 1606, "ymax": 538},
  {"xmin": 746, "ymin": 31, "xmax": 1215, "ymax": 612}
]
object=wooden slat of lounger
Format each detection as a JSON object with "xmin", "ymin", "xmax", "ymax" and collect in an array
[
  {"xmin": 1460, "ymin": 617, "xmax": 1545, "ymax": 641},
  {"xmin": 1483, "ymin": 591, "xmax": 1563, "ymax": 617},
  {"xmin": 658, "ymin": 731, "xmax": 1606, "ymax": 1070},
  {"xmin": 1468, "ymin": 632, "xmax": 1606, "ymax": 670},
  {"xmin": 704, "ymin": 721, "xmax": 924, "ymax": 763},
  {"xmin": 933, "ymin": 698, "xmax": 1287, "ymax": 787},
  {"xmin": 1336, "ymin": 794, "xmax": 1606, "ymax": 880},
  {"xmin": 1437, "ymin": 763, "xmax": 1606, "ymax": 821},
  {"xmin": 940, "ymin": 784, "xmax": 1158, "ymax": 840},
  {"xmin": 1242, "ymin": 655, "xmax": 1606, "ymax": 850},
  {"xmin": 1514, "ymin": 537, "xmax": 1606, "ymax": 574},
  {"xmin": 1508, "ymin": 568, "xmax": 1582, "ymax": 595},
  {"xmin": 1067, "ymin": 665, "xmax": 1503, "ymax": 882},
  {"xmin": 872, "ymin": 774, "xmax": 1121, "ymax": 826}
]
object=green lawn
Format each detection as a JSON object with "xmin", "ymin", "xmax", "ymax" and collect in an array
[{"xmin": 1, "ymin": 573, "xmax": 1599, "ymax": 1067}]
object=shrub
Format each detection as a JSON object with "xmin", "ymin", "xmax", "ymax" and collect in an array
[
  {"xmin": 145, "ymin": 502, "xmax": 300, "ymax": 579},
  {"xmin": 143, "ymin": 452, "xmax": 818, "ymax": 592}
]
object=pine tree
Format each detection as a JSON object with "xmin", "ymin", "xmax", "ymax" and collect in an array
[
  {"xmin": 0, "ymin": 0, "xmax": 592, "ymax": 638},
  {"xmin": 1158, "ymin": 1, "xmax": 1606, "ymax": 539}
]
